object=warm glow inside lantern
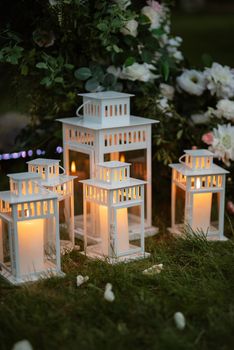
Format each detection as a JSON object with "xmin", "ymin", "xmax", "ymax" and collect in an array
[
  {"xmin": 58, "ymin": 91, "xmax": 158, "ymax": 240},
  {"xmin": 81, "ymin": 161, "xmax": 149, "ymax": 262},
  {"xmin": 27, "ymin": 158, "xmax": 77, "ymax": 252},
  {"xmin": 0, "ymin": 172, "xmax": 63, "ymax": 284},
  {"xmin": 169, "ymin": 149, "xmax": 229, "ymax": 240}
]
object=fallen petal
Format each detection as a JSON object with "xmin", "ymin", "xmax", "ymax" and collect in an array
[
  {"xmin": 143, "ymin": 264, "xmax": 163, "ymax": 275},
  {"xmin": 12, "ymin": 340, "xmax": 33, "ymax": 350},
  {"xmin": 174, "ymin": 312, "xmax": 186, "ymax": 330}
]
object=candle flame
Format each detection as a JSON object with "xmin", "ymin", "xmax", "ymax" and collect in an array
[
  {"xmin": 196, "ymin": 178, "xmax": 201, "ymax": 189},
  {"xmin": 71, "ymin": 161, "xmax": 76, "ymax": 174},
  {"xmin": 25, "ymin": 209, "xmax": 30, "ymax": 217},
  {"xmin": 120, "ymin": 154, "xmax": 125, "ymax": 162}
]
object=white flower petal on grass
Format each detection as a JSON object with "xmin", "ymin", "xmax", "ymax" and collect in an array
[
  {"xmin": 174, "ymin": 312, "xmax": 186, "ymax": 330},
  {"xmin": 76, "ymin": 275, "xmax": 89, "ymax": 287},
  {"xmin": 12, "ymin": 340, "xmax": 33, "ymax": 350},
  {"xmin": 177, "ymin": 69, "xmax": 206, "ymax": 96},
  {"xmin": 104, "ymin": 283, "xmax": 115, "ymax": 302},
  {"xmin": 143, "ymin": 263, "xmax": 163, "ymax": 275}
]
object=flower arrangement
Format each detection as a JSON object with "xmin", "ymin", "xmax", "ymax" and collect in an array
[{"xmin": 0, "ymin": 0, "xmax": 233, "ymax": 195}]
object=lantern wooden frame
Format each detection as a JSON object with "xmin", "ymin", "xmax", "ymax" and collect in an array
[
  {"xmin": 81, "ymin": 161, "xmax": 150, "ymax": 263},
  {"xmin": 168, "ymin": 149, "xmax": 229, "ymax": 240},
  {"xmin": 0, "ymin": 172, "xmax": 63, "ymax": 285},
  {"xmin": 27, "ymin": 158, "xmax": 77, "ymax": 252},
  {"xmin": 57, "ymin": 91, "xmax": 159, "ymax": 240}
]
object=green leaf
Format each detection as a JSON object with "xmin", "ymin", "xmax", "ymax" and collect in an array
[
  {"xmin": 74, "ymin": 67, "xmax": 92, "ymax": 81},
  {"xmin": 161, "ymin": 61, "xmax": 170, "ymax": 81},
  {"xmin": 54, "ymin": 77, "xmax": 64, "ymax": 83},
  {"xmin": 21, "ymin": 64, "xmax": 29, "ymax": 76},
  {"xmin": 124, "ymin": 57, "xmax": 135, "ymax": 67},
  {"xmin": 176, "ymin": 129, "xmax": 183, "ymax": 139},
  {"xmin": 141, "ymin": 50, "xmax": 153, "ymax": 63},
  {"xmin": 97, "ymin": 22, "xmax": 108, "ymax": 31},
  {"xmin": 36, "ymin": 62, "xmax": 48, "ymax": 69},
  {"xmin": 151, "ymin": 28, "xmax": 164, "ymax": 36},
  {"xmin": 85, "ymin": 78, "xmax": 99, "ymax": 92},
  {"xmin": 91, "ymin": 65, "xmax": 104, "ymax": 82},
  {"xmin": 103, "ymin": 73, "xmax": 116, "ymax": 87},
  {"xmin": 64, "ymin": 63, "xmax": 74, "ymax": 70},
  {"xmin": 40, "ymin": 77, "xmax": 52, "ymax": 87},
  {"xmin": 113, "ymin": 45, "xmax": 122, "ymax": 53}
]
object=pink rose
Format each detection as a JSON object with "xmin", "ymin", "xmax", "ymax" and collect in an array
[
  {"xmin": 192, "ymin": 146, "xmax": 197, "ymax": 150},
  {"xmin": 227, "ymin": 201, "xmax": 234, "ymax": 215},
  {"xmin": 146, "ymin": 0, "xmax": 162, "ymax": 12},
  {"xmin": 202, "ymin": 132, "xmax": 213, "ymax": 145}
]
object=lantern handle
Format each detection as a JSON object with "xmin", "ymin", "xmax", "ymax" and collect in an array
[
  {"xmin": 76, "ymin": 100, "xmax": 91, "ymax": 119},
  {"xmin": 179, "ymin": 154, "xmax": 186, "ymax": 165},
  {"xmin": 59, "ymin": 165, "xmax": 66, "ymax": 175}
]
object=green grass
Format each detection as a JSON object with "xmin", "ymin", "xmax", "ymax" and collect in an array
[{"xmin": 0, "ymin": 234, "xmax": 234, "ymax": 350}]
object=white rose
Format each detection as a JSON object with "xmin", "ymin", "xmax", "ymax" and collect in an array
[
  {"xmin": 121, "ymin": 63, "xmax": 157, "ymax": 82},
  {"xmin": 216, "ymin": 99, "xmax": 234, "ymax": 122},
  {"xmin": 160, "ymin": 83, "xmax": 175, "ymax": 100},
  {"xmin": 204, "ymin": 62, "xmax": 234, "ymax": 99},
  {"xmin": 141, "ymin": 6, "xmax": 161, "ymax": 30},
  {"xmin": 121, "ymin": 19, "xmax": 138, "ymax": 37},
  {"xmin": 177, "ymin": 69, "xmax": 206, "ymax": 96}
]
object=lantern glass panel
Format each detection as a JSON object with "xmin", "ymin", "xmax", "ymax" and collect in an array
[
  {"xmin": 69, "ymin": 150, "xmax": 90, "ymax": 217},
  {"xmin": 0, "ymin": 219, "xmax": 12, "ymax": 271},
  {"xmin": 175, "ymin": 186, "xmax": 185, "ymax": 225},
  {"xmin": 59, "ymin": 199, "xmax": 71, "ymax": 241}
]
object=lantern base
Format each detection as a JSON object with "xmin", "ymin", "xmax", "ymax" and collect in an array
[
  {"xmin": 168, "ymin": 224, "xmax": 228, "ymax": 241},
  {"xmin": 74, "ymin": 214, "xmax": 158, "ymax": 241},
  {"xmin": 0, "ymin": 262, "xmax": 65, "ymax": 285},
  {"xmin": 82, "ymin": 244, "xmax": 150, "ymax": 264}
]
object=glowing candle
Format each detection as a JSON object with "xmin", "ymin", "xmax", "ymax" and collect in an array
[
  {"xmin": 17, "ymin": 219, "xmax": 44, "ymax": 275},
  {"xmin": 99, "ymin": 205, "xmax": 109, "ymax": 255},
  {"xmin": 120, "ymin": 154, "xmax": 125, "ymax": 162},
  {"xmin": 71, "ymin": 161, "xmax": 76, "ymax": 174},
  {"xmin": 116, "ymin": 208, "xmax": 129, "ymax": 253},
  {"xmin": 192, "ymin": 178, "xmax": 212, "ymax": 232}
]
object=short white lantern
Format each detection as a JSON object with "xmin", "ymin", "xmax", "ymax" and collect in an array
[
  {"xmin": 81, "ymin": 161, "xmax": 150, "ymax": 262},
  {"xmin": 0, "ymin": 172, "xmax": 63, "ymax": 284},
  {"xmin": 27, "ymin": 158, "xmax": 77, "ymax": 252},
  {"xmin": 58, "ymin": 91, "xmax": 159, "ymax": 240},
  {"xmin": 169, "ymin": 149, "xmax": 229, "ymax": 240}
]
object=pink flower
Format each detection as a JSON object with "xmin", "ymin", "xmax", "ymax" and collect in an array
[
  {"xmin": 146, "ymin": 0, "xmax": 162, "ymax": 12},
  {"xmin": 192, "ymin": 146, "xmax": 197, "ymax": 150},
  {"xmin": 202, "ymin": 132, "xmax": 213, "ymax": 145},
  {"xmin": 227, "ymin": 201, "xmax": 234, "ymax": 215}
]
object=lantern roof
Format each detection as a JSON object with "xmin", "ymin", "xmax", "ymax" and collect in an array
[
  {"xmin": 78, "ymin": 91, "xmax": 134, "ymax": 99},
  {"xmin": 184, "ymin": 149, "xmax": 214, "ymax": 157},
  {"xmin": 57, "ymin": 115, "xmax": 158, "ymax": 130},
  {"xmin": 27, "ymin": 158, "xmax": 60, "ymax": 166},
  {"xmin": 0, "ymin": 188, "xmax": 57, "ymax": 205},
  {"xmin": 40, "ymin": 174, "xmax": 77, "ymax": 187},
  {"xmin": 169, "ymin": 163, "xmax": 229, "ymax": 176},
  {"xmin": 7, "ymin": 172, "xmax": 41, "ymax": 181},
  {"xmin": 97, "ymin": 161, "xmax": 131, "ymax": 168},
  {"xmin": 80, "ymin": 177, "xmax": 146, "ymax": 191}
]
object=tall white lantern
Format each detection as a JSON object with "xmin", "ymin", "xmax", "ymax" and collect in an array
[
  {"xmin": 0, "ymin": 172, "xmax": 63, "ymax": 284},
  {"xmin": 27, "ymin": 158, "xmax": 77, "ymax": 252},
  {"xmin": 169, "ymin": 149, "xmax": 229, "ymax": 240},
  {"xmin": 81, "ymin": 161, "xmax": 150, "ymax": 263},
  {"xmin": 57, "ymin": 91, "xmax": 159, "ymax": 240}
]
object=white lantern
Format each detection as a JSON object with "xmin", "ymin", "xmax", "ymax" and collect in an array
[
  {"xmin": 81, "ymin": 161, "xmax": 150, "ymax": 263},
  {"xmin": 57, "ymin": 91, "xmax": 159, "ymax": 240},
  {"xmin": 169, "ymin": 149, "xmax": 229, "ymax": 240},
  {"xmin": 0, "ymin": 172, "xmax": 63, "ymax": 284},
  {"xmin": 27, "ymin": 158, "xmax": 77, "ymax": 252}
]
